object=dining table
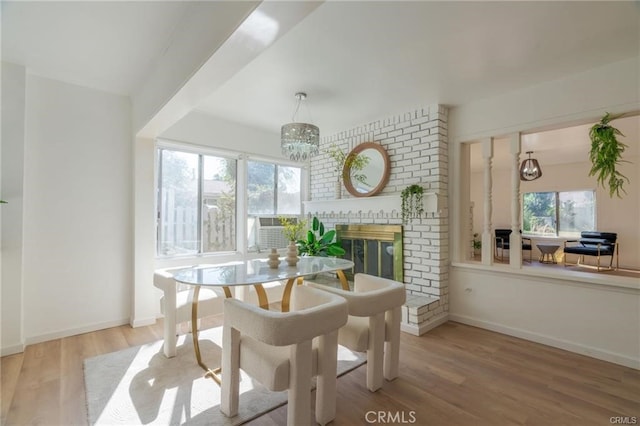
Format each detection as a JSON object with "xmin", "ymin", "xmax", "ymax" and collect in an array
[{"xmin": 173, "ymin": 256, "xmax": 355, "ymax": 382}]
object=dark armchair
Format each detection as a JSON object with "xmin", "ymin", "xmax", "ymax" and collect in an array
[
  {"xmin": 494, "ymin": 229, "xmax": 532, "ymax": 263},
  {"xmin": 564, "ymin": 231, "xmax": 618, "ymax": 271}
]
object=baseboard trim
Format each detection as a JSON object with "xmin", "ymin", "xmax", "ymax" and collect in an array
[
  {"xmin": 402, "ymin": 313, "xmax": 449, "ymax": 336},
  {"xmin": 24, "ymin": 318, "xmax": 131, "ymax": 347},
  {"xmin": 1, "ymin": 342, "xmax": 25, "ymax": 357},
  {"xmin": 449, "ymin": 313, "xmax": 640, "ymax": 370},
  {"xmin": 131, "ymin": 316, "xmax": 157, "ymax": 328}
]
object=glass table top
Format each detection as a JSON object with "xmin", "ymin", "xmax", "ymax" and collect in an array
[{"xmin": 173, "ymin": 256, "xmax": 355, "ymax": 287}]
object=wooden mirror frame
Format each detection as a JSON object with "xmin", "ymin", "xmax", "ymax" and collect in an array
[{"xmin": 342, "ymin": 142, "xmax": 391, "ymax": 197}]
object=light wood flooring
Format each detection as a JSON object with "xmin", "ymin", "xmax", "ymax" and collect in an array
[{"xmin": 2, "ymin": 318, "xmax": 639, "ymax": 425}]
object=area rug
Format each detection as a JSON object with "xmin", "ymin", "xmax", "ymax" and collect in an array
[{"xmin": 84, "ymin": 327, "xmax": 365, "ymax": 425}]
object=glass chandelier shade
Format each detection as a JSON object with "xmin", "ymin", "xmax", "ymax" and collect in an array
[
  {"xmin": 281, "ymin": 92, "xmax": 319, "ymax": 161},
  {"xmin": 519, "ymin": 151, "xmax": 542, "ymax": 181}
]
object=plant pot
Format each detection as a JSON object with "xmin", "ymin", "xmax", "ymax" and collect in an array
[{"xmin": 285, "ymin": 241, "xmax": 299, "ymax": 267}]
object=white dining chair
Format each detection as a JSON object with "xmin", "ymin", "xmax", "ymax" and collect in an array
[
  {"xmin": 307, "ymin": 273, "xmax": 406, "ymax": 392},
  {"xmin": 221, "ymin": 285, "xmax": 348, "ymax": 426},
  {"xmin": 153, "ymin": 266, "xmax": 227, "ymax": 358}
]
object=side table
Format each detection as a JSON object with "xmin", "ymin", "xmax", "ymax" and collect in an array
[{"xmin": 537, "ymin": 244, "xmax": 560, "ymax": 264}]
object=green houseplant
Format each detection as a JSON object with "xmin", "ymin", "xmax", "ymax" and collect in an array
[
  {"xmin": 400, "ymin": 184, "xmax": 424, "ymax": 223},
  {"xmin": 472, "ymin": 233, "xmax": 482, "ymax": 251},
  {"xmin": 279, "ymin": 216, "xmax": 307, "ymax": 242},
  {"xmin": 297, "ymin": 216, "xmax": 346, "ymax": 257},
  {"xmin": 589, "ymin": 112, "xmax": 630, "ymax": 198}
]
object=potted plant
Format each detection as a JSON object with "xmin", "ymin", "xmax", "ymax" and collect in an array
[
  {"xmin": 297, "ymin": 216, "xmax": 346, "ymax": 257},
  {"xmin": 400, "ymin": 184, "xmax": 424, "ymax": 223},
  {"xmin": 472, "ymin": 233, "xmax": 482, "ymax": 256},
  {"xmin": 326, "ymin": 144, "xmax": 369, "ymax": 198},
  {"xmin": 589, "ymin": 112, "xmax": 630, "ymax": 198}
]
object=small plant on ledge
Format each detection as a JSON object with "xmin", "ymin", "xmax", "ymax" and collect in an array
[
  {"xmin": 472, "ymin": 233, "xmax": 482, "ymax": 249},
  {"xmin": 326, "ymin": 144, "xmax": 370, "ymax": 197},
  {"xmin": 401, "ymin": 184, "xmax": 424, "ymax": 223}
]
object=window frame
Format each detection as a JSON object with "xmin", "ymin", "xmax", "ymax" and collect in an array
[
  {"xmin": 155, "ymin": 140, "xmax": 307, "ymax": 259},
  {"xmin": 245, "ymin": 155, "xmax": 306, "ymax": 253}
]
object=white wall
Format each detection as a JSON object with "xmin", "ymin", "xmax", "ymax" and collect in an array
[
  {"xmin": 450, "ymin": 267, "xmax": 640, "ymax": 368},
  {"xmin": 470, "ymin": 157, "xmax": 639, "ymax": 269},
  {"xmin": 160, "ymin": 110, "xmax": 281, "ymax": 158},
  {"xmin": 450, "ymin": 58, "xmax": 639, "ymax": 142},
  {"xmin": 449, "ymin": 57, "xmax": 640, "ymax": 368},
  {"xmin": 1, "ymin": 62, "xmax": 27, "ymax": 355},
  {"xmin": 19, "ymin": 75, "xmax": 132, "ymax": 345}
]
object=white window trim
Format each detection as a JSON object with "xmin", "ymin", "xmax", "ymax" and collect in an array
[{"xmin": 154, "ymin": 138, "xmax": 308, "ymax": 260}]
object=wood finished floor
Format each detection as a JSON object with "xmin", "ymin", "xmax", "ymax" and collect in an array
[{"xmin": 2, "ymin": 318, "xmax": 639, "ymax": 425}]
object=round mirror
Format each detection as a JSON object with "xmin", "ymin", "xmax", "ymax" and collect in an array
[{"xmin": 342, "ymin": 142, "xmax": 390, "ymax": 197}]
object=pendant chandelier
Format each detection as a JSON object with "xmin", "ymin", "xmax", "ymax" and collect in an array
[
  {"xmin": 519, "ymin": 151, "xmax": 542, "ymax": 181},
  {"xmin": 281, "ymin": 92, "xmax": 319, "ymax": 162}
]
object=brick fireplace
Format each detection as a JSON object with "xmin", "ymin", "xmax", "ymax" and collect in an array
[{"xmin": 305, "ymin": 104, "xmax": 449, "ymax": 335}]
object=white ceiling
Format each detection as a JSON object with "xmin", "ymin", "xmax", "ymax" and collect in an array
[
  {"xmin": 1, "ymin": 1, "xmax": 192, "ymax": 95},
  {"xmin": 2, "ymin": 1, "xmax": 639, "ymax": 164},
  {"xmin": 196, "ymin": 1, "xmax": 640, "ymax": 136}
]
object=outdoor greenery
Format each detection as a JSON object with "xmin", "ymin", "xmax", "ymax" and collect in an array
[
  {"xmin": 523, "ymin": 190, "xmax": 595, "ymax": 237},
  {"xmin": 523, "ymin": 192, "xmax": 556, "ymax": 235},
  {"xmin": 400, "ymin": 184, "xmax": 424, "ymax": 223},
  {"xmin": 297, "ymin": 216, "xmax": 346, "ymax": 257},
  {"xmin": 588, "ymin": 112, "xmax": 629, "ymax": 198}
]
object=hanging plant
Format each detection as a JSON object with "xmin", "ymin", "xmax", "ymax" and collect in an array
[
  {"xmin": 588, "ymin": 112, "xmax": 629, "ymax": 198},
  {"xmin": 400, "ymin": 184, "xmax": 424, "ymax": 223}
]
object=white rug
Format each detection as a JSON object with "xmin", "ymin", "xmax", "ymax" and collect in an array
[{"xmin": 84, "ymin": 327, "xmax": 365, "ymax": 425}]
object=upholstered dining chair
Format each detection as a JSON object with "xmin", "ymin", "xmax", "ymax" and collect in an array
[
  {"xmin": 221, "ymin": 285, "xmax": 348, "ymax": 426},
  {"xmin": 153, "ymin": 266, "xmax": 226, "ymax": 358},
  {"xmin": 307, "ymin": 273, "xmax": 406, "ymax": 392},
  {"xmin": 494, "ymin": 229, "xmax": 532, "ymax": 263}
]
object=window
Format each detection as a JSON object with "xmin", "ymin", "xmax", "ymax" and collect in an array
[
  {"xmin": 247, "ymin": 160, "xmax": 302, "ymax": 252},
  {"xmin": 156, "ymin": 146, "xmax": 304, "ymax": 257},
  {"xmin": 157, "ymin": 148, "xmax": 236, "ymax": 256},
  {"xmin": 523, "ymin": 190, "xmax": 595, "ymax": 237}
]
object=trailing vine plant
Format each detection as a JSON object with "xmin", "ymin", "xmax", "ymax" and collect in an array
[
  {"xmin": 401, "ymin": 184, "xmax": 424, "ymax": 223},
  {"xmin": 588, "ymin": 112, "xmax": 629, "ymax": 198}
]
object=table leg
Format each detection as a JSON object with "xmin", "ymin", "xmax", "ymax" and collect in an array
[
  {"xmin": 191, "ymin": 285, "xmax": 232, "ymax": 384},
  {"xmin": 280, "ymin": 278, "xmax": 297, "ymax": 313},
  {"xmin": 281, "ymin": 271, "xmax": 350, "ymax": 313},
  {"xmin": 253, "ymin": 284, "xmax": 269, "ymax": 310},
  {"xmin": 337, "ymin": 270, "xmax": 349, "ymax": 291}
]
